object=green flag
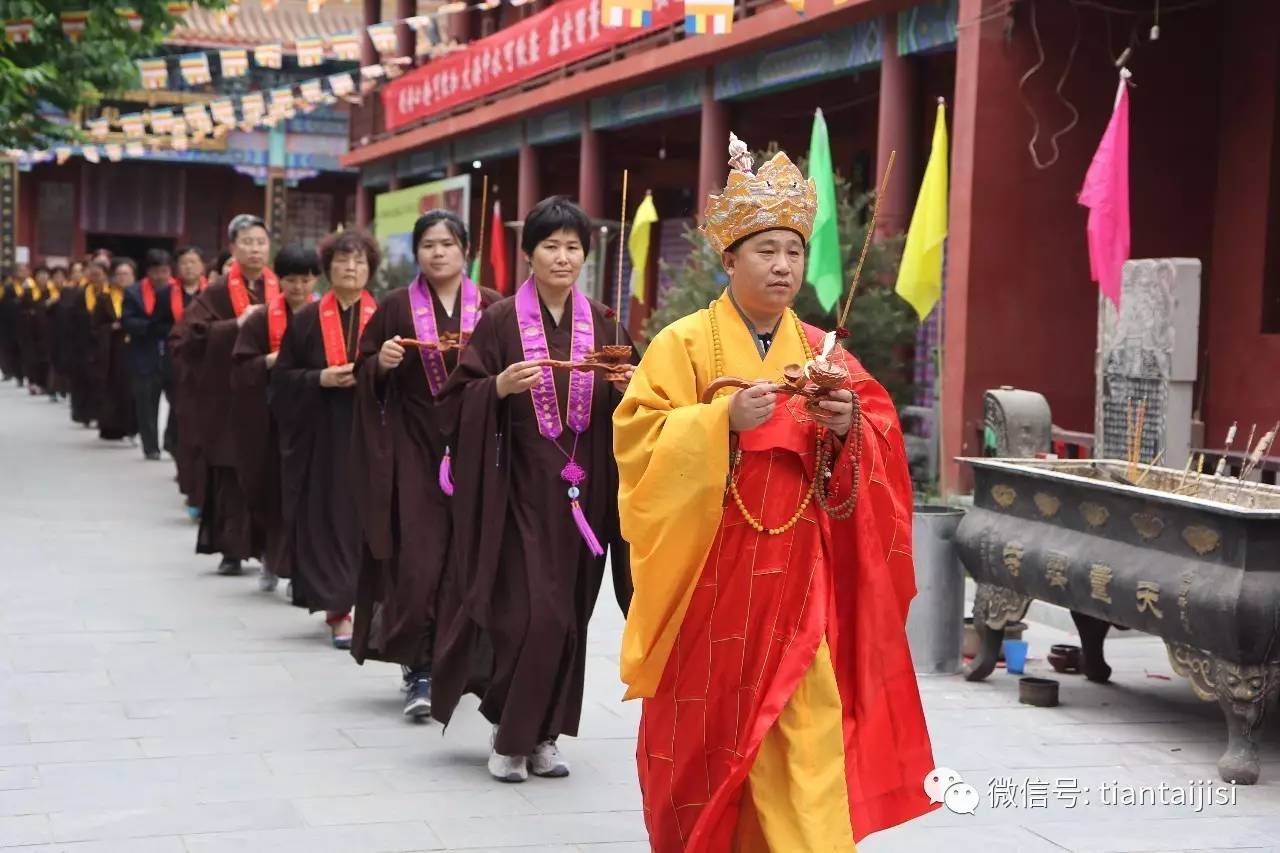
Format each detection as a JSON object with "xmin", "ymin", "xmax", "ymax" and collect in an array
[
  {"xmin": 470, "ymin": 255, "xmax": 481, "ymax": 284},
  {"xmin": 805, "ymin": 108, "xmax": 842, "ymax": 312}
]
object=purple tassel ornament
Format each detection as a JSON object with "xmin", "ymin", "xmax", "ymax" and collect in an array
[
  {"xmin": 439, "ymin": 447, "xmax": 455, "ymax": 497},
  {"xmin": 570, "ymin": 496, "xmax": 605, "ymax": 557}
]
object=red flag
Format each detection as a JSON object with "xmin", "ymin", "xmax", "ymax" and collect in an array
[
  {"xmin": 1078, "ymin": 70, "xmax": 1131, "ymax": 307},
  {"xmin": 490, "ymin": 200, "xmax": 509, "ymax": 295}
]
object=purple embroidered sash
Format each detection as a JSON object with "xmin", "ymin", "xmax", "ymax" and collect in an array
[
  {"xmin": 409, "ymin": 272, "xmax": 480, "ymax": 397},
  {"xmin": 514, "ymin": 277, "xmax": 604, "ymax": 557},
  {"xmin": 514, "ymin": 277, "xmax": 594, "ymax": 438}
]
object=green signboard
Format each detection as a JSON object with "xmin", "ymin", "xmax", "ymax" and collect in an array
[{"xmin": 374, "ymin": 174, "xmax": 472, "ymax": 285}]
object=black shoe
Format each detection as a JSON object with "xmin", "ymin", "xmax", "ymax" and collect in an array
[
  {"xmin": 403, "ymin": 676, "xmax": 432, "ymax": 720},
  {"xmin": 217, "ymin": 558, "xmax": 243, "ymax": 576},
  {"xmin": 145, "ymin": 451, "xmax": 161, "ymax": 461}
]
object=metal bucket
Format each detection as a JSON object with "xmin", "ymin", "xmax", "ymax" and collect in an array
[{"xmin": 906, "ymin": 506, "xmax": 966, "ymax": 675}]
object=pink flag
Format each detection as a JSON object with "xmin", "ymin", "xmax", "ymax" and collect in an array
[{"xmin": 1078, "ymin": 71, "xmax": 1131, "ymax": 307}]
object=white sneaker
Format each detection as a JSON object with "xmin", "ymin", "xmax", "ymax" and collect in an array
[
  {"xmin": 488, "ymin": 749, "xmax": 528, "ymax": 783},
  {"xmin": 258, "ymin": 568, "xmax": 279, "ymax": 592},
  {"xmin": 529, "ymin": 739, "xmax": 570, "ymax": 778}
]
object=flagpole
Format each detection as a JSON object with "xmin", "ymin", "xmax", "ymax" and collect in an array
[
  {"xmin": 934, "ymin": 97, "xmax": 946, "ymax": 498},
  {"xmin": 475, "ymin": 174, "xmax": 489, "ymax": 287},
  {"xmin": 615, "ymin": 168, "xmax": 629, "ymax": 345}
]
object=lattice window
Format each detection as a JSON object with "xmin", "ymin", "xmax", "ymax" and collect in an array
[{"xmin": 286, "ymin": 192, "xmax": 333, "ymax": 248}]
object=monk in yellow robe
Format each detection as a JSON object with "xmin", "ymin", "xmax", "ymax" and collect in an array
[{"xmin": 615, "ymin": 140, "xmax": 938, "ymax": 851}]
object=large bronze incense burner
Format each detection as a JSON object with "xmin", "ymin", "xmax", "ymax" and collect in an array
[{"xmin": 957, "ymin": 457, "xmax": 1280, "ymax": 785}]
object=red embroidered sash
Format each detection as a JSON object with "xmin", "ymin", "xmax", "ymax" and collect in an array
[
  {"xmin": 140, "ymin": 277, "xmax": 179, "ymax": 317},
  {"xmin": 170, "ymin": 276, "xmax": 207, "ymax": 324},
  {"xmin": 226, "ymin": 261, "xmax": 279, "ymax": 317},
  {"xmin": 267, "ymin": 294, "xmax": 289, "ymax": 354},
  {"xmin": 318, "ymin": 290, "xmax": 376, "ymax": 368}
]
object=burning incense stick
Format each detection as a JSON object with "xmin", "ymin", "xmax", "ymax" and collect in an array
[
  {"xmin": 836, "ymin": 151, "xmax": 895, "ymax": 334},
  {"xmin": 474, "ymin": 174, "xmax": 489, "ymax": 286},
  {"xmin": 1213, "ymin": 421, "xmax": 1238, "ymax": 477}
]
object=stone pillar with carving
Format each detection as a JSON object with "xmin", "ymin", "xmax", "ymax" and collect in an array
[{"xmin": 0, "ymin": 158, "xmax": 17, "ymax": 273}]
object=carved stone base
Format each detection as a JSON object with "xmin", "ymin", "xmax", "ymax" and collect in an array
[
  {"xmin": 964, "ymin": 582, "xmax": 1032, "ymax": 682},
  {"xmin": 1070, "ymin": 611, "xmax": 1113, "ymax": 683},
  {"xmin": 1166, "ymin": 643, "xmax": 1280, "ymax": 785}
]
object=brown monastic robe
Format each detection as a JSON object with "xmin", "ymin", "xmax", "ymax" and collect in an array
[
  {"xmin": 65, "ymin": 285, "xmax": 101, "ymax": 426},
  {"xmin": 350, "ymin": 283, "xmax": 501, "ymax": 672},
  {"xmin": 18, "ymin": 286, "xmax": 51, "ymax": 390},
  {"xmin": 231, "ymin": 306, "xmax": 293, "ymax": 577},
  {"xmin": 91, "ymin": 289, "xmax": 138, "ymax": 440},
  {"xmin": 270, "ymin": 298, "xmax": 364, "ymax": 615},
  {"xmin": 434, "ymin": 292, "xmax": 633, "ymax": 757},
  {"xmin": 168, "ymin": 287, "xmax": 206, "ymax": 508},
  {"xmin": 172, "ymin": 280, "xmax": 268, "ymax": 560}
]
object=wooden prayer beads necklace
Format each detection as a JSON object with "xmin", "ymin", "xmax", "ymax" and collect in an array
[{"xmin": 710, "ymin": 299, "xmax": 860, "ymax": 534}]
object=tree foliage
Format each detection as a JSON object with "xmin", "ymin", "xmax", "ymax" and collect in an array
[
  {"xmin": 0, "ymin": 0, "xmax": 219, "ymax": 149},
  {"xmin": 646, "ymin": 146, "xmax": 919, "ymax": 408}
]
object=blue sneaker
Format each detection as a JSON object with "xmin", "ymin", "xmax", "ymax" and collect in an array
[
  {"xmin": 403, "ymin": 677, "xmax": 432, "ymax": 720},
  {"xmin": 186, "ymin": 506, "xmax": 201, "ymax": 522}
]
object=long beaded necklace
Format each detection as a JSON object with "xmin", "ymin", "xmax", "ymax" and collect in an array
[{"xmin": 708, "ymin": 298, "xmax": 862, "ymax": 534}]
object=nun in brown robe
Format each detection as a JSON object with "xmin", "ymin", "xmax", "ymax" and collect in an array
[
  {"xmin": 66, "ymin": 268, "xmax": 105, "ymax": 426},
  {"xmin": 92, "ymin": 261, "xmax": 139, "ymax": 441},
  {"xmin": 230, "ymin": 245, "xmax": 320, "ymax": 591},
  {"xmin": 434, "ymin": 197, "xmax": 634, "ymax": 782},
  {"xmin": 270, "ymin": 230, "xmax": 379, "ymax": 649},
  {"xmin": 167, "ymin": 248, "xmax": 211, "ymax": 516},
  {"xmin": 171, "ymin": 216, "xmax": 275, "ymax": 574},
  {"xmin": 350, "ymin": 210, "xmax": 501, "ymax": 718},
  {"xmin": 17, "ymin": 272, "xmax": 52, "ymax": 394},
  {"xmin": 0, "ymin": 279, "xmax": 20, "ymax": 383}
]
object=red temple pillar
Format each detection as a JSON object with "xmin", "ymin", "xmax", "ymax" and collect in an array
[
  {"xmin": 396, "ymin": 0, "xmax": 416, "ymax": 61},
  {"xmin": 875, "ymin": 14, "xmax": 919, "ymax": 237},
  {"xmin": 578, "ymin": 113, "xmax": 603, "ymax": 219},
  {"xmin": 697, "ymin": 70, "xmax": 727, "ymax": 223},
  {"xmin": 361, "ymin": 0, "xmax": 379, "ymax": 67},
  {"xmin": 355, "ymin": 182, "xmax": 371, "ymax": 230}
]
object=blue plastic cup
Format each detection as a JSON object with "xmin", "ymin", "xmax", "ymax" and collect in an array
[{"xmin": 1003, "ymin": 639, "xmax": 1029, "ymax": 674}]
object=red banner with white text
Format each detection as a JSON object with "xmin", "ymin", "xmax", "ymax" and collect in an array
[{"xmin": 382, "ymin": 0, "xmax": 683, "ymax": 131}]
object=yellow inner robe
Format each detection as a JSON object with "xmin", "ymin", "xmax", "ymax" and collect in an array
[{"xmin": 615, "ymin": 292, "xmax": 856, "ymax": 851}]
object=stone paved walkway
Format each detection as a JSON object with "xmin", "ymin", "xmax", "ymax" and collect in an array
[{"xmin": 1, "ymin": 385, "xmax": 1278, "ymax": 852}]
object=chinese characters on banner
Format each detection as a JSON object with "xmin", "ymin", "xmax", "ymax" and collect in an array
[{"xmin": 382, "ymin": 0, "xmax": 681, "ymax": 130}]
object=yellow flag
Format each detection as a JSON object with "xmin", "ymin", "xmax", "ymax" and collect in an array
[
  {"xmin": 628, "ymin": 192, "xmax": 660, "ymax": 304},
  {"xmin": 895, "ymin": 102, "xmax": 949, "ymax": 320}
]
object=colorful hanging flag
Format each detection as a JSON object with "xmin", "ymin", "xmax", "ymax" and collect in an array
[
  {"xmin": 171, "ymin": 134, "xmax": 189, "ymax": 152},
  {"xmin": 296, "ymin": 37, "xmax": 324, "ymax": 67},
  {"xmin": 209, "ymin": 98, "xmax": 237, "ymax": 126},
  {"xmin": 183, "ymin": 103, "xmax": 212, "ymax": 134},
  {"xmin": 120, "ymin": 114, "xmax": 146, "ymax": 139},
  {"xmin": 329, "ymin": 31, "xmax": 361, "ymax": 61},
  {"xmin": 784, "ymin": 0, "xmax": 804, "ymax": 12},
  {"xmin": 148, "ymin": 108, "xmax": 174, "ymax": 134},
  {"xmin": 137, "ymin": 58, "xmax": 169, "ymax": 89},
  {"xmin": 269, "ymin": 86, "xmax": 295, "ymax": 118},
  {"xmin": 55, "ymin": 147, "xmax": 73, "ymax": 165},
  {"xmin": 179, "ymin": 52, "xmax": 212, "ymax": 85},
  {"xmin": 83, "ymin": 146, "xmax": 100, "ymax": 164},
  {"xmin": 896, "ymin": 101, "xmax": 950, "ymax": 320},
  {"xmin": 490, "ymin": 200, "xmax": 509, "ymax": 295},
  {"xmin": 166, "ymin": 2, "xmax": 191, "ymax": 15},
  {"xmin": 60, "ymin": 11, "xmax": 90, "ymax": 41},
  {"xmin": 327, "ymin": 72, "xmax": 355, "ymax": 98},
  {"xmin": 1078, "ymin": 71, "xmax": 1131, "ymax": 308},
  {"xmin": 168, "ymin": 116, "xmax": 188, "ymax": 137},
  {"xmin": 299, "ymin": 80, "xmax": 324, "ymax": 104},
  {"xmin": 240, "ymin": 91, "xmax": 265, "ymax": 126},
  {"xmin": 307, "ymin": 0, "xmax": 325, "ymax": 12},
  {"xmin": 477, "ymin": 0, "xmax": 500, "ymax": 10},
  {"xmin": 436, "ymin": 1, "xmax": 468, "ymax": 13},
  {"xmin": 602, "ymin": 0, "xmax": 653, "ymax": 28},
  {"xmin": 219, "ymin": 48, "xmax": 248, "ymax": 78},
  {"xmin": 261, "ymin": 0, "xmax": 280, "ymax": 10},
  {"xmin": 4, "ymin": 19, "xmax": 34, "ymax": 43},
  {"xmin": 254, "ymin": 43, "xmax": 283, "ymax": 69},
  {"xmin": 116, "ymin": 9, "xmax": 143, "ymax": 32},
  {"xmin": 360, "ymin": 64, "xmax": 386, "ymax": 80},
  {"xmin": 628, "ymin": 192, "xmax": 659, "ymax": 304},
  {"xmin": 367, "ymin": 22, "xmax": 396, "ymax": 54},
  {"xmin": 805, "ymin": 108, "xmax": 841, "ymax": 312},
  {"xmin": 87, "ymin": 117, "xmax": 110, "ymax": 140},
  {"xmin": 125, "ymin": 142, "xmax": 146, "ymax": 158},
  {"xmin": 684, "ymin": 0, "xmax": 733, "ymax": 35},
  {"xmin": 104, "ymin": 144, "xmax": 123, "ymax": 163}
]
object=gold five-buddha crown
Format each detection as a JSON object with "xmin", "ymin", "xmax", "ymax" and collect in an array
[{"xmin": 700, "ymin": 132, "xmax": 818, "ymax": 254}]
